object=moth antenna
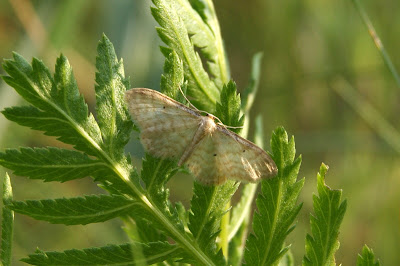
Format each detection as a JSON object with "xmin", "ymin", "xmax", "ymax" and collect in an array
[
  {"xmin": 213, "ymin": 116, "xmax": 244, "ymax": 129},
  {"xmin": 178, "ymin": 86, "xmax": 200, "ymax": 111},
  {"xmin": 217, "ymin": 122, "xmax": 244, "ymax": 129}
]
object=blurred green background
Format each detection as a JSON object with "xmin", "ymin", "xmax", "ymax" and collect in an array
[{"xmin": 0, "ymin": 0, "xmax": 399, "ymax": 264}]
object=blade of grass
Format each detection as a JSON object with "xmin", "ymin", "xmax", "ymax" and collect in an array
[
  {"xmin": 351, "ymin": 0, "xmax": 400, "ymax": 88},
  {"xmin": 331, "ymin": 77, "xmax": 400, "ymax": 154}
]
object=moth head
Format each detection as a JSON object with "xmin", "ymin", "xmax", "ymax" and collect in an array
[{"xmin": 202, "ymin": 113, "xmax": 218, "ymax": 133}]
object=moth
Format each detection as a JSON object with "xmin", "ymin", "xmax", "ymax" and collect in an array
[{"xmin": 125, "ymin": 88, "xmax": 277, "ymax": 185}]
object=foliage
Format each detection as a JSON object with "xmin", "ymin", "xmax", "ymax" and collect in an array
[
  {"xmin": 244, "ymin": 127, "xmax": 304, "ymax": 265},
  {"xmin": 1, "ymin": 173, "xmax": 13, "ymax": 266},
  {"xmin": 0, "ymin": 0, "xmax": 381, "ymax": 265},
  {"xmin": 303, "ymin": 164, "xmax": 347, "ymax": 266},
  {"xmin": 357, "ymin": 245, "xmax": 380, "ymax": 266}
]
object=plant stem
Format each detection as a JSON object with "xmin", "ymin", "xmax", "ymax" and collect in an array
[
  {"xmin": 332, "ymin": 78, "xmax": 400, "ymax": 154},
  {"xmin": 219, "ymin": 201, "xmax": 230, "ymax": 258},
  {"xmin": 351, "ymin": 0, "xmax": 400, "ymax": 88}
]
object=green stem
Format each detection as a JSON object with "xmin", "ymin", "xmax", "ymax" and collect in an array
[
  {"xmin": 219, "ymin": 201, "xmax": 230, "ymax": 258},
  {"xmin": 351, "ymin": 0, "xmax": 400, "ymax": 88},
  {"xmin": 332, "ymin": 78, "xmax": 400, "ymax": 154}
]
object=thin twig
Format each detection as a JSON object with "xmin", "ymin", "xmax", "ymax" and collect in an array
[
  {"xmin": 351, "ymin": 0, "xmax": 400, "ymax": 88},
  {"xmin": 331, "ymin": 77, "xmax": 400, "ymax": 154}
]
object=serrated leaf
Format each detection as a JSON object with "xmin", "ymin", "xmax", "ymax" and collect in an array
[
  {"xmin": 357, "ymin": 245, "xmax": 380, "ymax": 266},
  {"xmin": 133, "ymin": 219, "xmax": 167, "ymax": 244},
  {"xmin": 228, "ymin": 117, "xmax": 265, "ymax": 265},
  {"xmin": 141, "ymin": 154, "xmax": 174, "ymax": 197},
  {"xmin": 95, "ymin": 35, "xmax": 132, "ymax": 158},
  {"xmin": 1, "ymin": 38, "xmax": 217, "ymax": 266},
  {"xmin": 9, "ymin": 195, "xmax": 139, "ymax": 225},
  {"xmin": 171, "ymin": 0, "xmax": 230, "ymax": 88},
  {"xmin": 229, "ymin": 115, "xmax": 264, "ymax": 238},
  {"xmin": 151, "ymin": 0, "xmax": 220, "ymax": 112},
  {"xmin": 2, "ymin": 53, "xmax": 102, "ymax": 156},
  {"xmin": 244, "ymin": 127, "xmax": 304, "ymax": 265},
  {"xmin": 189, "ymin": 181, "xmax": 238, "ymax": 265},
  {"xmin": 175, "ymin": 202, "xmax": 188, "ymax": 229},
  {"xmin": 21, "ymin": 242, "xmax": 183, "ymax": 265},
  {"xmin": 160, "ymin": 50, "xmax": 185, "ymax": 101},
  {"xmin": 0, "ymin": 147, "xmax": 108, "ymax": 182},
  {"xmin": 1, "ymin": 173, "xmax": 14, "ymax": 266},
  {"xmin": 215, "ymin": 80, "xmax": 244, "ymax": 133},
  {"xmin": 140, "ymin": 154, "xmax": 183, "ymax": 232},
  {"xmin": 186, "ymin": 81, "xmax": 242, "ymax": 265},
  {"xmin": 303, "ymin": 163, "xmax": 347, "ymax": 266},
  {"xmin": 131, "ymin": 154, "xmax": 222, "ymax": 264}
]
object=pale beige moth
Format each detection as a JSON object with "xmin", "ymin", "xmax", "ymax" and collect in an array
[{"xmin": 125, "ymin": 88, "xmax": 277, "ymax": 185}]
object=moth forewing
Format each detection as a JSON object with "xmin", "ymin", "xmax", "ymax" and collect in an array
[
  {"xmin": 125, "ymin": 88, "xmax": 200, "ymax": 160},
  {"xmin": 125, "ymin": 88, "xmax": 278, "ymax": 185}
]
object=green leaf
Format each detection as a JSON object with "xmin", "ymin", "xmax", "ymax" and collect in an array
[
  {"xmin": 2, "ymin": 53, "xmax": 102, "ymax": 156},
  {"xmin": 303, "ymin": 163, "xmax": 347, "ymax": 266},
  {"xmin": 228, "ymin": 115, "xmax": 265, "ymax": 255},
  {"xmin": 357, "ymin": 245, "xmax": 380, "ymax": 266},
  {"xmin": 140, "ymin": 154, "xmax": 184, "ymax": 233},
  {"xmin": 186, "ymin": 81, "xmax": 242, "ymax": 265},
  {"xmin": 160, "ymin": 49, "xmax": 185, "ymax": 101},
  {"xmin": 1, "ymin": 173, "xmax": 14, "ymax": 266},
  {"xmin": 0, "ymin": 147, "xmax": 108, "ymax": 182},
  {"xmin": 21, "ymin": 242, "xmax": 183, "ymax": 265},
  {"xmin": 9, "ymin": 195, "xmax": 138, "ymax": 225},
  {"xmin": 188, "ymin": 181, "xmax": 238, "ymax": 264},
  {"xmin": 244, "ymin": 127, "xmax": 304, "ymax": 265},
  {"xmin": 133, "ymin": 219, "xmax": 167, "ymax": 244},
  {"xmin": 2, "ymin": 39, "xmax": 217, "ymax": 265},
  {"xmin": 95, "ymin": 34, "xmax": 133, "ymax": 158},
  {"xmin": 279, "ymin": 250, "xmax": 295, "ymax": 266},
  {"xmin": 175, "ymin": 201, "xmax": 189, "ymax": 230},
  {"xmin": 151, "ymin": 0, "xmax": 220, "ymax": 112},
  {"xmin": 215, "ymin": 80, "xmax": 244, "ymax": 133},
  {"xmin": 141, "ymin": 154, "xmax": 174, "ymax": 199},
  {"xmin": 228, "ymin": 183, "xmax": 257, "ymax": 243},
  {"xmin": 171, "ymin": 0, "xmax": 230, "ymax": 88},
  {"xmin": 134, "ymin": 154, "xmax": 222, "ymax": 264}
]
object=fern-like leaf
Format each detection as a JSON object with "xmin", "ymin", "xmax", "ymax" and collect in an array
[
  {"xmin": 189, "ymin": 181, "xmax": 238, "ymax": 265},
  {"xmin": 21, "ymin": 242, "xmax": 183, "ymax": 265},
  {"xmin": 2, "ymin": 53, "xmax": 102, "ymax": 157},
  {"xmin": 228, "ymin": 116, "xmax": 266, "ymax": 265},
  {"xmin": 187, "ymin": 79, "xmax": 244, "ymax": 264},
  {"xmin": 215, "ymin": 80, "xmax": 244, "ymax": 133},
  {"xmin": 151, "ymin": 0, "xmax": 219, "ymax": 112},
  {"xmin": 357, "ymin": 245, "xmax": 380, "ymax": 266},
  {"xmin": 170, "ymin": 0, "xmax": 229, "ymax": 88},
  {"xmin": 140, "ymin": 154, "xmax": 185, "ymax": 233},
  {"xmin": 1, "ymin": 36, "xmax": 217, "ymax": 265},
  {"xmin": 95, "ymin": 34, "xmax": 133, "ymax": 159},
  {"xmin": 244, "ymin": 127, "xmax": 304, "ymax": 265},
  {"xmin": 0, "ymin": 147, "xmax": 107, "ymax": 182},
  {"xmin": 303, "ymin": 163, "xmax": 347, "ymax": 266},
  {"xmin": 160, "ymin": 49, "xmax": 185, "ymax": 101},
  {"xmin": 8, "ymin": 195, "xmax": 138, "ymax": 225}
]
